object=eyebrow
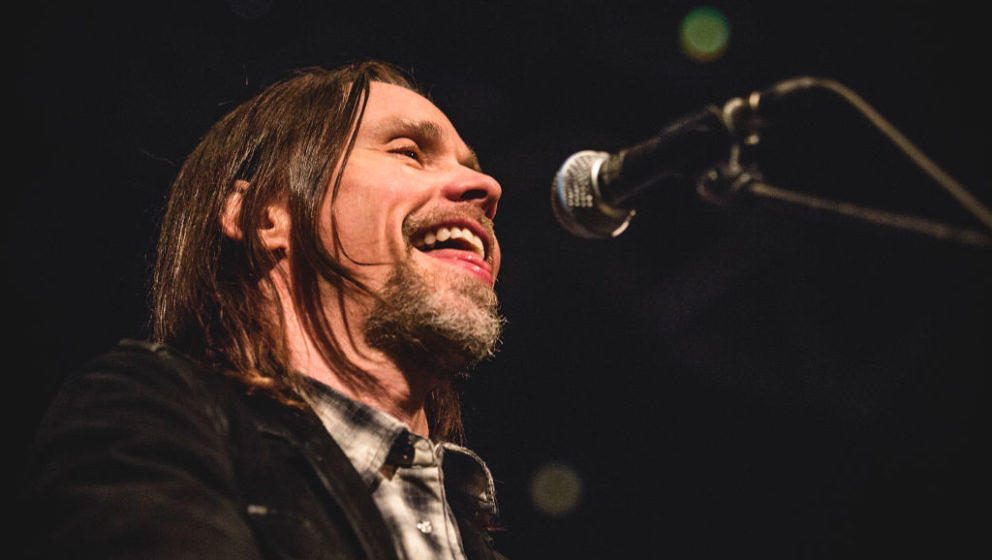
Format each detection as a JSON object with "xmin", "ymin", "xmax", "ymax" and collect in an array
[{"xmin": 378, "ymin": 117, "xmax": 482, "ymax": 171}]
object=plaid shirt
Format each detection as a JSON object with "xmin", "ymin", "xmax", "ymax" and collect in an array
[{"xmin": 306, "ymin": 379, "xmax": 498, "ymax": 560}]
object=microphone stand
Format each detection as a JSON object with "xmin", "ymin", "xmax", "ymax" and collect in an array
[{"xmin": 696, "ymin": 77, "xmax": 992, "ymax": 248}]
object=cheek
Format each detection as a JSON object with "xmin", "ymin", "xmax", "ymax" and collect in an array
[{"xmin": 323, "ymin": 176, "xmax": 412, "ymax": 263}]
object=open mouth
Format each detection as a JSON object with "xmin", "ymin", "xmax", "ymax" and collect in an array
[
  {"xmin": 410, "ymin": 221, "xmax": 494, "ymax": 285},
  {"xmin": 412, "ymin": 224, "xmax": 487, "ymax": 260}
]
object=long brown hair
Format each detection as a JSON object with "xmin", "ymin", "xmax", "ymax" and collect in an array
[{"xmin": 151, "ymin": 61, "xmax": 464, "ymax": 441}]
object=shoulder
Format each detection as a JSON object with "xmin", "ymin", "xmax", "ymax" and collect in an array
[
  {"xmin": 21, "ymin": 340, "xmax": 267, "ymax": 558},
  {"xmin": 26, "ymin": 339, "xmax": 250, "ymax": 481},
  {"xmin": 35, "ymin": 339, "xmax": 237, "ymax": 441},
  {"xmin": 76, "ymin": 338, "xmax": 225, "ymax": 393},
  {"xmin": 56, "ymin": 338, "xmax": 220, "ymax": 394}
]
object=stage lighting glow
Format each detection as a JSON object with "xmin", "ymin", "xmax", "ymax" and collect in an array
[
  {"xmin": 680, "ymin": 6, "xmax": 730, "ymax": 62},
  {"xmin": 529, "ymin": 462, "xmax": 584, "ymax": 517}
]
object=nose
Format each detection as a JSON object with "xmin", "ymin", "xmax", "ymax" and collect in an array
[{"xmin": 441, "ymin": 166, "xmax": 502, "ymax": 219}]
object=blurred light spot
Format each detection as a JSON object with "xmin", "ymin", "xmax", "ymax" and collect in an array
[
  {"xmin": 529, "ymin": 462, "xmax": 584, "ymax": 517},
  {"xmin": 680, "ymin": 7, "xmax": 730, "ymax": 62}
]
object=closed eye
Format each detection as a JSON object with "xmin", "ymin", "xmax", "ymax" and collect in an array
[{"xmin": 388, "ymin": 141, "xmax": 423, "ymax": 163}]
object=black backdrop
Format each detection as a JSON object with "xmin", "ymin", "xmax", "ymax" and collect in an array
[{"xmin": 13, "ymin": 1, "xmax": 990, "ymax": 557}]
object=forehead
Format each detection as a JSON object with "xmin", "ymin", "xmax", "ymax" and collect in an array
[
  {"xmin": 358, "ymin": 82, "xmax": 473, "ymax": 155},
  {"xmin": 362, "ymin": 81, "xmax": 450, "ymax": 124}
]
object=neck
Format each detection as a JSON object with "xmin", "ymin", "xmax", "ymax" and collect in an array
[{"xmin": 281, "ymin": 292, "xmax": 435, "ymax": 438}]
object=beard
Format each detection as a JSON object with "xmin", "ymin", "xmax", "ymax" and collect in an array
[{"xmin": 363, "ymin": 258, "xmax": 505, "ymax": 376}]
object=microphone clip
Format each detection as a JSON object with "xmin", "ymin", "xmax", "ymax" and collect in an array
[{"xmin": 696, "ymin": 95, "xmax": 765, "ymax": 207}]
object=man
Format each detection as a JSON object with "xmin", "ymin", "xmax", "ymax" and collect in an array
[{"xmin": 23, "ymin": 61, "xmax": 508, "ymax": 559}]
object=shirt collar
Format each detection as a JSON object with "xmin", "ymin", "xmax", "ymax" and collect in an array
[
  {"xmin": 305, "ymin": 378, "xmax": 499, "ymax": 516},
  {"xmin": 440, "ymin": 441, "xmax": 499, "ymax": 518},
  {"xmin": 305, "ymin": 379, "xmax": 408, "ymax": 487}
]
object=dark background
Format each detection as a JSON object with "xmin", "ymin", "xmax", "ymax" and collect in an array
[{"xmin": 13, "ymin": 1, "xmax": 990, "ymax": 557}]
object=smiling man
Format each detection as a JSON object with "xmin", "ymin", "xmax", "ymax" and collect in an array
[{"xmin": 24, "ymin": 61, "xmax": 509, "ymax": 560}]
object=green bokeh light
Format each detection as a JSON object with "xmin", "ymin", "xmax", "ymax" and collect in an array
[
  {"xmin": 680, "ymin": 6, "xmax": 730, "ymax": 62},
  {"xmin": 529, "ymin": 462, "xmax": 584, "ymax": 517}
]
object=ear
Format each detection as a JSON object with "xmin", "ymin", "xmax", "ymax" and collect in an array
[
  {"xmin": 221, "ymin": 180, "xmax": 291, "ymax": 253},
  {"xmin": 260, "ymin": 198, "xmax": 291, "ymax": 254},
  {"xmin": 220, "ymin": 180, "xmax": 250, "ymax": 241}
]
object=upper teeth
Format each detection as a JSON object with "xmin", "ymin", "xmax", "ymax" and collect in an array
[{"xmin": 416, "ymin": 226, "xmax": 486, "ymax": 259}]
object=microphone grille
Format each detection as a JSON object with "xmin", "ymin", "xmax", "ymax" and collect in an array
[{"xmin": 551, "ymin": 150, "xmax": 635, "ymax": 239}]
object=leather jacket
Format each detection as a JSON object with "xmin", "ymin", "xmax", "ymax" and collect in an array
[{"xmin": 22, "ymin": 340, "xmax": 507, "ymax": 560}]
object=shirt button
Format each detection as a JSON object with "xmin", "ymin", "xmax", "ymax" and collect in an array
[{"xmin": 416, "ymin": 520, "xmax": 433, "ymax": 534}]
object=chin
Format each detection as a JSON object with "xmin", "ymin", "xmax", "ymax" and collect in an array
[{"xmin": 364, "ymin": 258, "xmax": 504, "ymax": 375}]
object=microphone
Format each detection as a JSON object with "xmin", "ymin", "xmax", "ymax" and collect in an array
[{"xmin": 551, "ymin": 78, "xmax": 814, "ymax": 238}]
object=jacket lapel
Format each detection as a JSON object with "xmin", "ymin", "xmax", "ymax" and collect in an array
[{"xmin": 251, "ymin": 404, "xmax": 400, "ymax": 560}]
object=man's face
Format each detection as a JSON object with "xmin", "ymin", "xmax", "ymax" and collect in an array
[{"xmin": 323, "ymin": 82, "xmax": 504, "ymax": 371}]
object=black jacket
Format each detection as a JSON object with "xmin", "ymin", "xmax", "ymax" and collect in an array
[{"xmin": 22, "ymin": 340, "xmax": 507, "ymax": 560}]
